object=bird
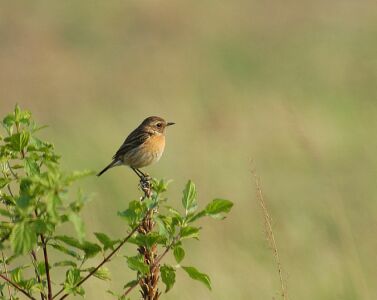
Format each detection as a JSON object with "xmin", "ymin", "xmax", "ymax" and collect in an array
[{"xmin": 97, "ymin": 116, "xmax": 175, "ymax": 178}]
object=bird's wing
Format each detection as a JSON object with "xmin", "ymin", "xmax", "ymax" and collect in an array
[{"xmin": 112, "ymin": 129, "xmax": 151, "ymax": 160}]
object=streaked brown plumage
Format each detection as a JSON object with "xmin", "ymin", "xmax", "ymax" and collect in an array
[{"xmin": 97, "ymin": 116, "xmax": 174, "ymax": 177}]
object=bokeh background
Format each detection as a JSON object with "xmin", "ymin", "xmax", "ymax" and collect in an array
[{"xmin": 1, "ymin": 1, "xmax": 377, "ymax": 299}]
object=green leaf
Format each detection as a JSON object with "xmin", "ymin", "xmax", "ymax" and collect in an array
[
  {"xmin": 94, "ymin": 232, "xmax": 119, "ymax": 251},
  {"xmin": 16, "ymin": 194, "xmax": 32, "ymax": 211},
  {"xmin": 155, "ymin": 216, "xmax": 171, "ymax": 241},
  {"xmin": 0, "ymin": 282, "xmax": 5, "ymax": 295},
  {"xmin": 81, "ymin": 241, "xmax": 102, "ymax": 258},
  {"xmin": 0, "ymin": 208, "xmax": 12, "ymax": 218},
  {"xmin": 53, "ymin": 260, "xmax": 78, "ymax": 268},
  {"xmin": 68, "ymin": 213, "xmax": 85, "ymax": 243},
  {"xmin": 126, "ymin": 256, "xmax": 149, "ymax": 275},
  {"xmin": 85, "ymin": 266, "xmax": 111, "ymax": 281},
  {"xmin": 5, "ymin": 132, "xmax": 29, "ymax": 152},
  {"xmin": 205, "ymin": 199, "xmax": 233, "ymax": 217},
  {"xmin": 24, "ymin": 157, "xmax": 40, "ymax": 175},
  {"xmin": 182, "ymin": 266, "xmax": 211, "ymax": 290},
  {"xmin": 0, "ymin": 178, "xmax": 11, "ymax": 189},
  {"xmin": 69, "ymin": 189, "xmax": 89, "ymax": 213},
  {"xmin": 167, "ymin": 207, "xmax": 182, "ymax": 218},
  {"xmin": 14, "ymin": 104, "xmax": 21, "ymax": 120},
  {"xmin": 167, "ymin": 207, "xmax": 184, "ymax": 226},
  {"xmin": 54, "ymin": 235, "xmax": 82, "ymax": 249},
  {"xmin": 32, "ymin": 219, "xmax": 51, "ymax": 235},
  {"xmin": 11, "ymin": 267, "xmax": 23, "ymax": 284},
  {"xmin": 135, "ymin": 232, "xmax": 164, "ymax": 249},
  {"xmin": 54, "ymin": 235, "xmax": 101, "ymax": 258},
  {"xmin": 180, "ymin": 226, "xmax": 200, "ymax": 240},
  {"xmin": 10, "ymin": 221, "xmax": 37, "ymax": 255},
  {"xmin": 24, "ymin": 278, "xmax": 40, "ymax": 293},
  {"xmin": 186, "ymin": 210, "xmax": 206, "ymax": 223},
  {"xmin": 118, "ymin": 200, "xmax": 145, "ymax": 227},
  {"xmin": 19, "ymin": 178, "xmax": 32, "ymax": 195},
  {"xmin": 66, "ymin": 268, "xmax": 81, "ymax": 285},
  {"xmin": 50, "ymin": 243, "xmax": 82, "ymax": 260},
  {"xmin": 2, "ymin": 114, "xmax": 15, "ymax": 129},
  {"xmin": 173, "ymin": 246, "xmax": 185, "ymax": 263},
  {"xmin": 46, "ymin": 193, "xmax": 62, "ymax": 221},
  {"xmin": 160, "ymin": 264, "xmax": 176, "ymax": 292},
  {"xmin": 18, "ymin": 110, "xmax": 31, "ymax": 125},
  {"xmin": 152, "ymin": 178, "xmax": 171, "ymax": 194},
  {"xmin": 64, "ymin": 268, "xmax": 84, "ymax": 296},
  {"xmin": 182, "ymin": 180, "xmax": 197, "ymax": 214},
  {"xmin": 37, "ymin": 262, "xmax": 46, "ymax": 276}
]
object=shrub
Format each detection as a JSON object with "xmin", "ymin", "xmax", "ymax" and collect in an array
[{"xmin": 0, "ymin": 105, "xmax": 233, "ymax": 300}]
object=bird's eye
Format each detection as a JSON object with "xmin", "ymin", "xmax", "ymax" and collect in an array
[{"xmin": 156, "ymin": 123, "xmax": 162, "ymax": 128}]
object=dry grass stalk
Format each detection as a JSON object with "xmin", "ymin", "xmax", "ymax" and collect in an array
[{"xmin": 252, "ymin": 168, "xmax": 289, "ymax": 300}]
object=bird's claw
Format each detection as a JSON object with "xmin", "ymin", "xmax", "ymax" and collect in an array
[{"xmin": 139, "ymin": 175, "xmax": 152, "ymax": 200}]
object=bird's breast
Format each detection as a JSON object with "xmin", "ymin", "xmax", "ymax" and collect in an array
[
  {"xmin": 123, "ymin": 134, "xmax": 165, "ymax": 168},
  {"xmin": 143, "ymin": 134, "xmax": 166, "ymax": 154}
]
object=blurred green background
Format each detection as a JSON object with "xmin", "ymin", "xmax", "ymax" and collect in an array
[{"xmin": 1, "ymin": 1, "xmax": 377, "ymax": 299}]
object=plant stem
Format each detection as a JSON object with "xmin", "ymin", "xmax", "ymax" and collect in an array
[
  {"xmin": 138, "ymin": 209, "xmax": 160, "ymax": 300},
  {"xmin": 252, "ymin": 169, "xmax": 288, "ymax": 300},
  {"xmin": 31, "ymin": 250, "xmax": 46, "ymax": 300},
  {"xmin": 32, "ymin": 210, "xmax": 48, "ymax": 300},
  {"xmin": 54, "ymin": 215, "xmax": 148, "ymax": 300},
  {"xmin": 1, "ymin": 251, "xmax": 12, "ymax": 298},
  {"xmin": 123, "ymin": 236, "xmax": 178, "ymax": 298},
  {"xmin": 153, "ymin": 243, "xmax": 171, "ymax": 268},
  {"xmin": 123, "ymin": 280, "xmax": 139, "ymax": 297},
  {"xmin": 6, "ymin": 184, "xmax": 14, "ymax": 198},
  {"xmin": 40, "ymin": 235, "xmax": 52, "ymax": 300},
  {"xmin": 7, "ymin": 162, "xmax": 19, "ymax": 179},
  {"xmin": 0, "ymin": 273, "xmax": 37, "ymax": 300}
]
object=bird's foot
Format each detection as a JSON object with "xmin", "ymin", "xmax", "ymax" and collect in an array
[{"xmin": 139, "ymin": 175, "xmax": 152, "ymax": 200}]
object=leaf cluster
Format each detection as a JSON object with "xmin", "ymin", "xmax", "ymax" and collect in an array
[
  {"xmin": 0, "ymin": 105, "xmax": 98, "ymax": 299},
  {"xmin": 116, "ymin": 179, "xmax": 233, "ymax": 296}
]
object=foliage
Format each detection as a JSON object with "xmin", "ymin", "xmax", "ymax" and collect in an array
[{"xmin": 0, "ymin": 105, "xmax": 233, "ymax": 299}]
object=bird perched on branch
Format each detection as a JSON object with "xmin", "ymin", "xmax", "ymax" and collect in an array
[{"xmin": 97, "ymin": 116, "xmax": 175, "ymax": 178}]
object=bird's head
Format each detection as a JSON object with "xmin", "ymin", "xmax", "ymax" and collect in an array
[{"xmin": 141, "ymin": 116, "xmax": 175, "ymax": 135}]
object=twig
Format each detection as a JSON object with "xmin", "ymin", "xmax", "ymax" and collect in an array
[
  {"xmin": 40, "ymin": 235, "xmax": 52, "ymax": 300},
  {"xmin": 31, "ymin": 250, "xmax": 46, "ymax": 300},
  {"xmin": 153, "ymin": 247, "xmax": 169, "ymax": 270},
  {"xmin": 7, "ymin": 162, "xmax": 19, "ymax": 179},
  {"xmin": 1, "ymin": 251, "xmax": 12, "ymax": 298},
  {"xmin": 123, "ymin": 280, "xmax": 139, "ymax": 297},
  {"xmin": 0, "ymin": 273, "xmax": 37, "ymax": 300},
  {"xmin": 55, "ymin": 213, "xmax": 149, "ymax": 300},
  {"xmin": 252, "ymin": 168, "xmax": 288, "ymax": 300},
  {"xmin": 6, "ymin": 185, "xmax": 14, "ymax": 199},
  {"xmin": 29, "ymin": 210, "xmax": 46, "ymax": 300}
]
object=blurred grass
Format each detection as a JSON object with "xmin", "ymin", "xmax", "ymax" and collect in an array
[{"xmin": 1, "ymin": 0, "xmax": 377, "ymax": 299}]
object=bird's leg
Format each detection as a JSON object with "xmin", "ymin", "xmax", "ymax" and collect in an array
[
  {"xmin": 132, "ymin": 168, "xmax": 151, "ymax": 199},
  {"xmin": 131, "ymin": 167, "xmax": 143, "ymax": 179},
  {"xmin": 136, "ymin": 168, "xmax": 150, "ymax": 180}
]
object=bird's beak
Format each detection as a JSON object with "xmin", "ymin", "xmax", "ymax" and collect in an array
[{"xmin": 167, "ymin": 122, "xmax": 175, "ymax": 126}]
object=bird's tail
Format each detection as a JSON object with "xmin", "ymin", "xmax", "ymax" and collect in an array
[{"xmin": 97, "ymin": 160, "xmax": 121, "ymax": 176}]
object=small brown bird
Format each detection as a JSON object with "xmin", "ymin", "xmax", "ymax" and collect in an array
[{"xmin": 97, "ymin": 116, "xmax": 174, "ymax": 178}]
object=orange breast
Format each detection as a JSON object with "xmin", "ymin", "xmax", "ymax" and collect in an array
[
  {"xmin": 143, "ymin": 134, "xmax": 165, "ymax": 153},
  {"xmin": 123, "ymin": 134, "xmax": 165, "ymax": 168}
]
